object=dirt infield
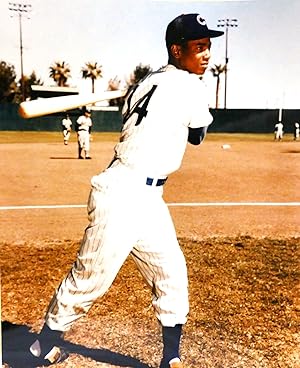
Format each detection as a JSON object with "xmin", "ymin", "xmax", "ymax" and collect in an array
[
  {"xmin": 1, "ymin": 133, "xmax": 299, "ymax": 241},
  {"xmin": 1, "ymin": 133, "xmax": 299, "ymax": 367}
]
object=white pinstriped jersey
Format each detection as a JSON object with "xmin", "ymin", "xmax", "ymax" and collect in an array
[
  {"xmin": 76, "ymin": 115, "xmax": 92, "ymax": 131},
  {"xmin": 114, "ymin": 64, "xmax": 213, "ymax": 177},
  {"xmin": 62, "ymin": 118, "xmax": 72, "ymax": 130}
]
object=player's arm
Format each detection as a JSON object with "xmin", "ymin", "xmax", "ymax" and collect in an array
[{"xmin": 188, "ymin": 126, "xmax": 208, "ymax": 145}]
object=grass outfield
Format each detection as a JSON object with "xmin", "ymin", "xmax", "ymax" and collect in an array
[{"xmin": 0, "ymin": 131, "xmax": 294, "ymax": 144}]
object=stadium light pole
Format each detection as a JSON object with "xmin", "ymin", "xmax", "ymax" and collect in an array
[
  {"xmin": 8, "ymin": 2, "xmax": 32, "ymax": 102},
  {"xmin": 217, "ymin": 18, "xmax": 238, "ymax": 109}
]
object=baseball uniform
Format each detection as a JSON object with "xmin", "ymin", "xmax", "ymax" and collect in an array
[
  {"xmin": 76, "ymin": 113, "xmax": 92, "ymax": 158},
  {"xmin": 62, "ymin": 116, "xmax": 72, "ymax": 145},
  {"xmin": 274, "ymin": 122, "xmax": 284, "ymax": 140},
  {"xmin": 30, "ymin": 12, "xmax": 224, "ymax": 368},
  {"xmin": 294, "ymin": 122, "xmax": 299, "ymax": 140},
  {"xmin": 45, "ymin": 65, "xmax": 212, "ymax": 331}
]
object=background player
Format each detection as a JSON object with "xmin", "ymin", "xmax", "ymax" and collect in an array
[
  {"xmin": 274, "ymin": 121, "xmax": 284, "ymax": 141},
  {"xmin": 76, "ymin": 107, "xmax": 93, "ymax": 159},
  {"xmin": 29, "ymin": 13, "xmax": 223, "ymax": 368},
  {"xmin": 294, "ymin": 122, "xmax": 299, "ymax": 140},
  {"xmin": 61, "ymin": 113, "xmax": 72, "ymax": 145}
]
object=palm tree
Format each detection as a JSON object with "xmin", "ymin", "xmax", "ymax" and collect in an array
[
  {"xmin": 0, "ymin": 60, "xmax": 17, "ymax": 102},
  {"xmin": 107, "ymin": 76, "xmax": 125, "ymax": 107},
  {"xmin": 127, "ymin": 63, "xmax": 152, "ymax": 87},
  {"xmin": 49, "ymin": 61, "xmax": 71, "ymax": 87},
  {"xmin": 210, "ymin": 63, "xmax": 226, "ymax": 109},
  {"xmin": 81, "ymin": 62, "xmax": 102, "ymax": 93},
  {"xmin": 22, "ymin": 71, "xmax": 43, "ymax": 100}
]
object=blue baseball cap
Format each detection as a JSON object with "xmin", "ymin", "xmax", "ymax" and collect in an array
[{"xmin": 166, "ymin": 13, "xmax": 224, "ymax": 47}]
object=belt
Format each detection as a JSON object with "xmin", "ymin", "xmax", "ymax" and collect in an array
[{"xmin": 146, "ymin": 177, "xmax": 168, "ymax": 186}]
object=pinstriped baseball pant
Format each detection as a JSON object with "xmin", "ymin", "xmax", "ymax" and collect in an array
[{"xmin": 45, "ymin": 165, "xmax": 189, "ymax": 331}]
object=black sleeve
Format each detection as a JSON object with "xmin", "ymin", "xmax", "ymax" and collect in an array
[{"xmin": 188, "ymin": 126, "xmax": 208, "ymax": 145}]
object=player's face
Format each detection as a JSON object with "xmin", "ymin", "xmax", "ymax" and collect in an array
[{"xmin": 177, "ymin": 38, "xmax": 211, "ymax": 75}]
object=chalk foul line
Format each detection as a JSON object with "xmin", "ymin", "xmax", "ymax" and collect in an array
[{"xmin": 0, "ymin": 202, "xmax": 300, "ymax": 211}]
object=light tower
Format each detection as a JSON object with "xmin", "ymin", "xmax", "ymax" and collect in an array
[
  {"xmin": 9, "ymin": 2, "xmax": 32, "ymax": 101},
  {"xmin": 217, "ymin": 18, "xmax": 238, "ymax": 109}
]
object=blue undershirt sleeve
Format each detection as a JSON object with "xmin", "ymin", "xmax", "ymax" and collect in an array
[{"xmin": 188, "ymin": 126, "xmax": 208, "ymax": 145}]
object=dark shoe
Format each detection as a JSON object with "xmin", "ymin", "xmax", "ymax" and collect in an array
[
  {"xmin": 45, "ymin": 346, "xmax": 69, "ymax": 364},
  {"xmin": 78, "ymin": 156, "xmax": 84, "ymax": 159},
  {"xmin": 30, "ymin": 325, "xmax": 69, "ymax": 365},
  {"xmin": 30, "ymin": 339, "xmax": 69, "ymax": 365},
  {"xmin": 85, "ymin": 156, "xmax": 92, "ymax": 159}
]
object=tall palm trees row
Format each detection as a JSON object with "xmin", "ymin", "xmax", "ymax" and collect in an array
[
  {"xmin": 49, "ymin": 61, "xmax": 102, "ymax": 93},
  {"xmin": 50, "ymin": 61, "xmax": 227, "ymax": 108}
]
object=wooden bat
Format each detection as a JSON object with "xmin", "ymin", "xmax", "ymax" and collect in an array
[{"xmin": 18, "ymin": 89, "xmax": 127, "ymax": 119}]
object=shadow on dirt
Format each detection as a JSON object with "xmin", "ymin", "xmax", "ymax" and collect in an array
[
  {"xmin": 2, "ymin": 321, "xmax": 151, "ymax": 368},
  {"xmin": 49, "ymin": 157, "xmax": 79, "ymax": 159},
  {"xmin": 281, "ymin": 150, "xmax": 300, "ymax": 153}
]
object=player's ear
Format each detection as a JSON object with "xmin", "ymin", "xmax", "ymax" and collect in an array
[{"xmin": 170, "ymin": 44, "xmax": 181, "ymax": 59}]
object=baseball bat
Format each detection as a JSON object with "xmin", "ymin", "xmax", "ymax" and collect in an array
[{"xmin": 18, "ymin": 89, "xmax": 127, "ymax": 119}]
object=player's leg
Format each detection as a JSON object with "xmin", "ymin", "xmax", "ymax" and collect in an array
[
  {"xmin": 31, "ymin": 182, "xmax": 137, "ymax": 362},
  {"xmin": 83, "ymin": 131, "xmax": 91, "ymax": 159},
  {"xmin": 131, "ymin": 194, "xmax": 188, "ymax": 367},
  {"xmin": 47, "ymin": 187, "xmax": 137, "ymax": 328},
  {"xmin": 77, "ymin": 132, "xmax": 84, "ymax": 159},
  {"xmin": 63, "ymin": 129, "xmax": 68, "ymax": 145}
]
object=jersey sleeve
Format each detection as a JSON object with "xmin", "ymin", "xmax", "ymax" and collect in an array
[{"xmin": 186, "ymin": 76, "xmax": 213, "ymax": 129}]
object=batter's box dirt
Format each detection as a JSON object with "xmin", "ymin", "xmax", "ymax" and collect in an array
[{"xmin": 1, "ymin": 236, "xmax": 299, "ymax": 368}]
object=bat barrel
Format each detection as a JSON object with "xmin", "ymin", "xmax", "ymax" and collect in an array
[{"xmin": 18, "ymin": 90, "xmax": 127, "ymax": 119}]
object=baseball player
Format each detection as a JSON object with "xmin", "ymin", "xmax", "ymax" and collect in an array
[
  {"xmin": 29, "ymin": 13, "xmax": 223, "ymax": 368},
  {"xmin": 274, "ymin": 121, "xmax": 284, "ymax": 141},
  {"xmin": 61, "ymin": 114, "xmax": 72, "ymax": 145},
  {"xmin": 294, "ymin": 122, "xmax": 299, "ymax": 140},
  {"xmin": 76, "ymin": 108, "xmax": 93, "ymax": 159}
]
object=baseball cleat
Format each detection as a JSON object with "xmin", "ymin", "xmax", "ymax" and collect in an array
[
  {"xmin": 30, "ymin": 339, "xmax": 69, "ymax": 365},
  {"xmin": 44, "ymin": 345, "xmax": 69, "ymax": 364}
]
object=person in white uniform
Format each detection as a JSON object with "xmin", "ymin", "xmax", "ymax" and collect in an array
[
  {"xmin": 76, "ymin": 109, "xmax": 93, "ymax": 159},
  {"xmin": 294, "ymin": 122, "xmax": 299, "ymax": 140},
  {"xmin": 61, "ymin": 114, "xmax": 72, "ymax": 145},
  {"xmin": 29, "ymin": 13, "xmax": 223, "ymax": 368},
  {"xmin": 274, "ymin": 122, "xmax": 284, "ymax": 141}
]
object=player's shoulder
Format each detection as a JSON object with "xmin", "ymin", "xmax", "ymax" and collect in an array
[
  {"xmin": 173, "ymin": 65, "xmax": 203, "ymax": 87},
  {"xmin": 151, "ymin": 65, "xmax": 203, "ymax": 89}
]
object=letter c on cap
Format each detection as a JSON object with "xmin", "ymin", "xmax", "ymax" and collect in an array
[{"xmin": 197, "ymin": 15, "xmax": 206, "ymax": 26}]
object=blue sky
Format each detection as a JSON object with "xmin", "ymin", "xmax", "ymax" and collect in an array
[{"xmin": 1, "ymin": 0, "xmax": 300, "ymax": 108}]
